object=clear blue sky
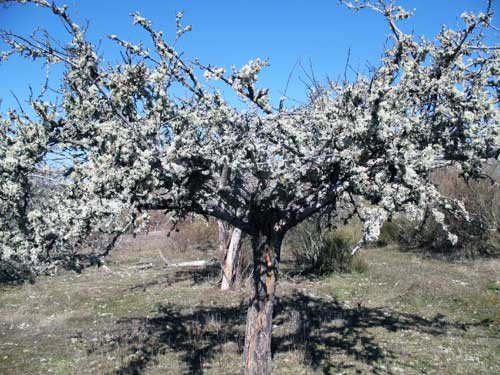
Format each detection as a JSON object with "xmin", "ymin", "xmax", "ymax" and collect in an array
[{"xmin": 0, "ymin": 0, "xmax": 498, "ymax": 110}]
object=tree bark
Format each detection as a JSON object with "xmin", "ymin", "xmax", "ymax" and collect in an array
[
  {"xmin": 241, "ymin": 232, "xmax": 282, "ymax": 375},
  {"xmin": 218, "ymin": 221, "xmax": 243, "ymax": 291}
]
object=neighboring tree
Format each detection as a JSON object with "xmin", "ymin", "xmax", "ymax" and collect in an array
[
  {"xmin": 1, "ymin": 0, "xmax": 499, "ymax": 374},
  {"xmin": 218, "ymin": 220, "xmax": 243, "ymax": 290},
  {"xmin": 216, "ymin": 151, "xmax": 244, "ymax": 291}
]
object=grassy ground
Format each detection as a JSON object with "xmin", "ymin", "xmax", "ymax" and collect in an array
[{"xmin": 1, "ymin": 230, "xmax": 499, "ymax": 374}]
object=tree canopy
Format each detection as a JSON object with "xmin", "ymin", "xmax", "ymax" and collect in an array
[{"xmin": 1, "ymin": 0, "xmax": 498, "ymax": 268}]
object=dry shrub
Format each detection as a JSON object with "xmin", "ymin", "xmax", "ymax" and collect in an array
[
  {"xmin": 377, "ymin": 220, "xmax": 401, "ymax": 247},
  {"xmin": 379, "ymin": 162, "xmax": 500, "ymax": 258},
  {"xmin": 288, "ymin": 219, "xmax": 367, "ymax": 275},
  {"xmin": 166, "ymin": 216, "xmax": 219, "ymax": 253}
]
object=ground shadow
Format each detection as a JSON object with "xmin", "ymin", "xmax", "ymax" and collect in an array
[
  {"xmin": 168, "ymin": 263, "xmax": 221, "ymax": 286},
  {"xmin": 100, "ymin": 302, "xmax": 246, "ymax": 375},
  {"xmin": 93, "ymin": 269, "xmax": 490, "ymax": 374},
  {"xmin": 123, "ymin": 263, "xmax": 221, "ymax": 293}
]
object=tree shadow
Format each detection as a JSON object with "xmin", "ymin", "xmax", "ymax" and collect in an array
[
  {"xmin": 96, "ymin": 287, "xmax": 490, "ymax": 374},
  {"xmin": 168, "ymin": 263, "xmax": 221, "ymax": 286},
  {"xmin": 122, "ymin": 263, "xmax": 221, "ymax": 293},
  {"xmin": 104, "ymin": 302, "xmax": 246, "ymax": 375},
  {"xmin": 271, "ymin": 292, "xmax": 484, "ymax": 373}
]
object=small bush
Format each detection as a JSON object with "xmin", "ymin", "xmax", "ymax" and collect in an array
[
  {"xmin": 290, "ymin": 221, "xmax": 367, "ymax": 276},
  {"xmin": 377, "ymin": 215, "xmax": 442, "ymax": 249},
  {"xmin": 0, "ymin": 258, "xmax": 35, "ymax": 284},
  {"xmin": 350, "ymin": 254, "xmax": 369, "ymax": 274},
  {"xmin": 377, "ymin": 220, "xmax": 401, "ymax": 246}
]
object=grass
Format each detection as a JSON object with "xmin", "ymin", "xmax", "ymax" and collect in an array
[{"xmin": 1, "ymin": 229, "xmax": 499, "ymax": 374}]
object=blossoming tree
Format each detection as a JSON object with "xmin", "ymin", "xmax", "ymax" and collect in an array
[{"xmin": 1, "ymin": 0, "xmax": 499, "ymax": 373}]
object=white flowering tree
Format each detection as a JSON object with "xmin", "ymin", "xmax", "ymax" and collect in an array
[
  {"xmin": 1, "ymin": 0, "xmax": 499, "ymax": 373},
  {"xmin": 0, "ymin": 99, "xmax": 133, "ymax": 275}
]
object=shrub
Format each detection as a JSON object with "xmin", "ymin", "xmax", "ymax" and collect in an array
[
  {"xmin": 377, "ymin": 162, "xmax": 500, "ymax": 258},
  {"xmin": 377, "ymin": 220, "xmax": 401, "ymax": 247},
  {"xmin": 0, "ymin": 258, "xmax": 35, "ymax": 284},
  {"xmin": 289, "ymin": 220, "xmax": 367, "ymax": 275}
]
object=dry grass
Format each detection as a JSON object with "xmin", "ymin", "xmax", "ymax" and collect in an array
[{"xmin": 1, "ymin": 228, "xmax": 499, "ymax": 374}]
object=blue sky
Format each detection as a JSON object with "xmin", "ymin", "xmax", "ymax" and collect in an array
[{"xmin": 0, "ymin": 0, "xmax": 498, "ymax": 110}]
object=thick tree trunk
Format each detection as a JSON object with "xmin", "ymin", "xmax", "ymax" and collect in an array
[
  {"xmin": 218, "ymin": 221, "xmax": 243, "ymax": 291},
  {"xmin": 241, "ymin": 232, "xmax": 282, "ymax": 375}
]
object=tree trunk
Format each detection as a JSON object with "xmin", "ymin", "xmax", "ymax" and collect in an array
[
  {"xmin": 218, "ymin": 221, "xmax": 243, "ymax": 291},
  {"xmin": 241, "ymin": 232, "xmax": 282, "ymax": 375}
]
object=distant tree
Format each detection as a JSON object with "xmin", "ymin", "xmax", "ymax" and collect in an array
[{"xmin": 1, "ymin": 0, "xmax": 498, "ymax": 373}]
